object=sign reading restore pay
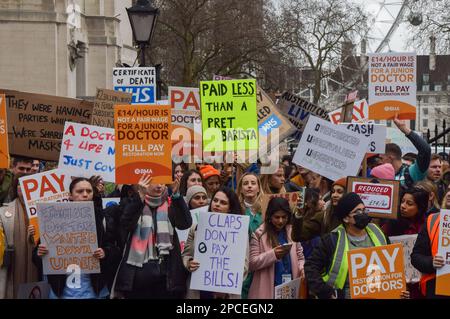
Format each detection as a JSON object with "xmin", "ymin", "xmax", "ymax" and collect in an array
[{"xmin": 292, "ymin": 116, "xmax": 370, "ymax": 181}]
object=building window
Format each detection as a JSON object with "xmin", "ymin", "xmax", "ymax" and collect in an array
[
  {"xmin": 447, "ymin": 74, "xmax": 450, "ymax": 83},
  {"xmin": 423, "ymin": 119, "xmax": 428, "ymax": 127},
  {"xmin": 436, "ymin": 119, "xmax": 441, "ymax": 126},
  {"xmin": 423, "ymin": 108, "xmax": 428, "ymax": 115},
  {"xmin": 423, "ymin": 96, "xmax": 429, "ymax": 103},
  {"xmin": 422, "ymin": 85, "xmax": 430, "ymax": 91},
  {"xmin": 436, "ymin": 95, "xmax": 441, "ymax": 103},
  {"xmin": 435, "ymin": 84, "xmax": 442, "ymax": 91},
  {"xmin": 423, "ymin": 74, "xmax": 430, "ymax": 84}
]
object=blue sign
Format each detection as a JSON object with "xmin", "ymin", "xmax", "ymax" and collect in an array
[
  {"xmin": 258, "ymin": 114, "xmax": 282, "ymax": 137},
  {"xmin": 114, "ymin": 86, "xmax": 155, "ymax": 104}
]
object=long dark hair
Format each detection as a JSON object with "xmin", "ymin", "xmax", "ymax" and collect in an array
[
  {"xmin": 401, "ymin": 187, "xmax": 429, "ymax": 218},
  {"xmin": 264, "ymin": 197, "xmax": 292, "ymax": 248},
  {"xmin": 304, "ymin": 188, "xmax": 321, "ymax": 216},
  {"xmin": 69, "ymin": 177, "xmax": 95, "ymax": 198},
  {"xmin": 208, "ymin": 187, "xmax": 242, "ymax": 215},
  {"xmin": 180, "ymin": 169, "xmax": 202, "ymax": 196}
]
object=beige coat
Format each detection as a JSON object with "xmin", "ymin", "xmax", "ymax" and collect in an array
[
  {"xmin": 182, "ymin": 224, "xmax": 249, "ymax": 299},
  {"xmin": 0, "ymin": 200, "xmax": 39, "ymax": 298}
]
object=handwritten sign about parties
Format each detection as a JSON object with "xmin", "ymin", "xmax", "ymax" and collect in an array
[
  {"xmin": 113, "ymin": 67, "xmax": 156, "ymax": 104},
  {"xmin": 115, "ymin": 104, "xmax": 172, "ymax": 184},
  {"xmin": 348, "ymin": 243, "xmax": 406, "ymax": 299},
  {"xmin": 275, "ymin": 278, "xmax": 301, "ymax": 299},
  {"xmin": 389, "ymin": 234, "xmax": 421, "ymax": 284},
  {"xmin": 91, "ymin": 88, "xmax": 132, "ymax": 128},
  {"xmin": 190, "ymin": 212, "xmax": 249, "ymax": 295},
  {"xmin": 200, "ymin": 79, "xmax": 258, "ymax": 152},
  {"xmin": 436, "ymin": 209, "xmax": 450, "ymax": 296},
  {"xmin": 347, "ymin": 177, "xmax": 399, "ymax": 219},
  {"xmin": 339, "ymin": 123, "xmax": 387, "ymax": 154},
  {"xmin": 368, "ymin": 52, "xmax": 417, "ymax": 120},
  {"xmin": 19, "ymin": 169, "xmax": 71, "ymax": 242},
  {"xmin": 1, "ymin": 89, "xmax": 93, "ymax": 161},
  {"xmin": 37, "ymin": 202, "xmax": 100, "ymax": 275},
  {"xmin": 0, "ymin": 94, "xmax": 9, "ymax": 168},
  {"xmin": 169, "ymin": 87, "xmax": 202, "ymax": 163},
  {"xmin": 59, "ymin": 122, "xmax": 115, "ymax": 182},
  {"xmin": 277, "ymin": 92, "xmax": 329, "ymax": 140},
  {"xmin": 292, "ymin": 116, "xmax": 369, "ymax": 181}
]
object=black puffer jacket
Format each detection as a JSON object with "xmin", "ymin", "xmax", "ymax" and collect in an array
[{"xmin": 112, "ymin": 194, "xmax": 192, "ymax": 294}]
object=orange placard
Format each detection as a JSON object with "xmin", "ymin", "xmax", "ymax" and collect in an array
[
  {"xmin": 0, "ymin": 94, "xmax": 9, "ymax": 168},
  {"xmin": 115, "ymin": 105, "xmax": 172, "ymax": 184},
  {"xmin": 348, "ymin": 243, "xmax": 406, "ymax": 299},
  {"xmin": 368, "ymin": 100, "xmax": 416, "ymax": 120}
]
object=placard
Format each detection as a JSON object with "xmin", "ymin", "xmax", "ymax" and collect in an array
[
  {"xmin": 275, "ymin": 278, "xmax": 301, "ymax": 299},
  {"xmin": 0, "ymin": 94, "xmax": 9, "ymax": 168},
  {"xmin": 190, "ymin": 212, "xmax": 250, "ymax": 295},
  {"xmin": 176, "ymin": 205, "xmax": 208, "ymax": 252},
  {"xmin": 113, "ymin": 67, "xmax": 156, "ymax": 104},
  {"xmin": 328, "ymin": 99, "xmax": 369, "ymax": 124},
  {"xmin": 91, "ymin": 88, "xmax": 132, "ymax": 128},
  {"xmin": 59, "ymin": 122, "xmax": 115, "ymax": 182},
  {"xmin": 37, "ymin": 202, "xmax": 100, "ymax": 275},
  {"xmin": 339, "ymin": 123, "xmax": 386, "ymax": 154},
  {"xmin": 436, "ymin": 209, "xmax": 450, "ymax": 296},
  {"xmin": 389, "ymin": 234, "xmax": 421, "ymax": 284}
]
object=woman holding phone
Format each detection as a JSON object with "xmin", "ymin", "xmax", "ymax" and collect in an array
[{"xmin": 248, "ymin": 197, "xmax": 305, "ymax": 299}]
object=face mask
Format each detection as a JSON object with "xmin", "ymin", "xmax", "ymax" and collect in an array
[{"xmin": 353, "ymin": 213, "xmax": 372, "ymax": 229}]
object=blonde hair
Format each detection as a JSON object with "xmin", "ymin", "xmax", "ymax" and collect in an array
[
  {"xmin": 260, "ymin": 164, "xmax": 287, "ymax": 194},
  {"xmin": 236, "ymin": 172, "xmax": 264, "ymax": 213},
  {"xmin": 416, "ymin": 180, "xmax": 440, "ymax": 209},
  {"xmin": 442, "ymin": 189, "xmax": 450, "ymax": 209}
]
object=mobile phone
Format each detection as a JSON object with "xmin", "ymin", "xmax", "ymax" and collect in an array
[{"xmin": 282, "ymin": 243, "xmax": 293, "ymax": 249}]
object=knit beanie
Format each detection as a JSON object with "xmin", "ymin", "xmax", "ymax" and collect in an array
[
  {"xmin": 184, "ymin": 185, "xmax": 207, "ymax": 205},
  {"xmin": 200, "ymin": 165, "xmax": 220, "ymax": 180},
  {"xmin": 334, "ymin": 192, "xmax": 364, "ymax": 221},
  {"xmin": 371, "ymin": 163, "xmax": 395, "ymax": 180},
  {"xmin": 332, "ymin": 177, "xmax": 347, "ymax": 189}
]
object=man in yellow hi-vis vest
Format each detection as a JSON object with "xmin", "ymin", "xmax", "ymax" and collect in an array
[{"xmin": 304, "ymin": 192, "xmax": 388, "ymax": 299}]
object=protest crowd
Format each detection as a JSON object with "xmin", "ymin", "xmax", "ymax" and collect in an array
[{"xmin": 1, "ymin": 66, "xmax": 450, "ymax": 301}]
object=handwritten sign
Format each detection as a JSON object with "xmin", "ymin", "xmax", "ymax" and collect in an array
[
  {"xmin": 190, "ymin": 212, "xmax": 249, "ymax": 295},
  {"xmin": 169, "ymin": 87, "xmax": 202, "ymax": 163},
  {"xmin": 292, "ymin": 116, "xmax": 370, "ymax": 181},
  {"xmin": 91, "ymin": 88, "xmax": 132, "ymax": 128},
  {"xmin": 275, "ymin": 278, "xmax": 301, "ymax": 299},
  {"xmin": 348, "ymin": 177, "xmax": 399, "ymax": 219},
  {"xmin": 436, "ymin": 209, "xmax": 450, "ymax": 296},
  {"xmin": 200, "ymin": 79, "xmax": 258, "ymax": 152},
  {"xmin": 59, "ymin": 122, "xmax": 115, "ymax": 182},
  {"xmin": 339, "ymin": 123, "xmax": 386, "ymax": 154},
  {"xmin": 368, "ymin": 52, "xmax": 416, "ymax": 120},
  {"xmin": 1, "ymin": 89, "xmax": 93, "ymax": 161},
  {"xmin": 0, "ymin": 94, "xmax": 9, "ymax": 168},
  {"xmin": 101, "ymin": 197, "xmax": 120, "ymax": 209},
  {"xmin": 277, "ymin": 92, "xmax": 329, "ymax": 140},
  {"xmin": 389, "ymin": 234, "xmax": 420, "ymax": 284},
  {"xmin": 348, "ymin": 243, "xmax": 406, "ymax": 299},
  {"xmin": 260, "ymin": 190, "xmax": 305, "ymax": 218},
  {"xmin": 37, "ymin": 202, "xmax": 100, "ymax": 275},
  {"xmin": 115, "ymin": 104, "xmax": 172, "ymax": 184},
  {"xmin": 19, "ymin": 169, "xmax": 71, "ymax": 242},
  {"xmin": 176, "ymin": 205, "xmax": 208, "ymax": 252},
  {"xmin": 328, "ymin": 99, "xmax": 370, "ymax": 124},
  {"xmin": 113, "ymin": 67, "xmax": 156, "ymax": 104}
]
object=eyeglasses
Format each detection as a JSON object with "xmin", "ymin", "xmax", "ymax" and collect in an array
[{"xmin": 350, "ymin": 208, "xmax": 367, "ymax": 216}]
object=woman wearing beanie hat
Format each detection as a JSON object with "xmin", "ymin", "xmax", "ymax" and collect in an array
[
  {"xmin": 199, "ymin": 165, "xmax": 221, "ymax": 198},
  {"xmin": 370, "ymin": 163, "xmax": 395, "ymax": 180},
  {"xmin": 248, "ymin": 197, "xmax": 305, "ymax": 299},
  {"xmin": 304, "ymin": 192, "xmax": 400, "ymax": 299},
  {"xmin": 184, "ymin": 185, "xmax": 208, "ymax": 210}
]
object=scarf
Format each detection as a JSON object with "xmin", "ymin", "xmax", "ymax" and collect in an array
[{"xmin": 126, "ymin": 192, "xmax": 173, "ymax": 267}]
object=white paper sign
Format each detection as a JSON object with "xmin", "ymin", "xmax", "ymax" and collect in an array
[
  {"xmin": 58, "ymin": 122, "xmax": 115, "ymax": 183},
  {"xmin": 339, "ymin": 123, "xmax": 387, "ymax": 154},
  {"xmin": 176, "ymin": 205, "xmax": 208, "ymax": 251},
  {"xmin": 389, "ymin": 234, "xmax": 420, "ymax": 284},
  {"xmin": 190, "ymin": 212, "xmax": 249, "ymax": 295},
  {"xmin": 102, "ymin": 198, "xmax": 120, "ymax": 209},
  {"xmin": 275, "ymin": 278, "xmax": 301, "ymax": 299},
  {"xmin": 436, "ymin": 210, "xmax": 450, "ymax": 295},
  {"xmin": 113, "ymin": 67, "xmax": 156, "ymax": 104},
  {"xmin": 292, "ymin": 116, "xmax": 370, "ymax": 181}
]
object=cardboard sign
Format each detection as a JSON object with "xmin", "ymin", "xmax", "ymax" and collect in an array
[
  {"xmin": 347, "ymin": 177, "xmax": 399, "ymax": 219},
  {"xmin": 19, "ymin": 169, "xmax": 71, "ymax": 242},
  {"xmin": 0, "ymin": 94, "xmax": 9, "ymax": 168},
  {"xmin": 200, "ymin": 79, "xmax": 259, "ymax": 152},
  {"xmin": 436, "ymin": 209, "xmax": 450, "ymax": 296},
  {"xmin": 190, "ymin": 212, "xmax": 250, "ymax": 295},
  {"xmin": 91, "ymin": 88, "xmax": 132, "ymax": 128},
  {"xmin": 389, "ymin": 234, "xmax": 421, "ymax": 284},
  {"xmin": 348, "ymin": 243, "xmax": 406, "ymax": 299},
  {"xmin": 17, "ymin": 281, "xmax": 51, "ymax": 299},
  {"xmin": 277, "ymin": 92, "xmax": 329, "ymax": 140},
  {"xmin": 169, "ymin": 87, "xmax": 202, "ymax": 163},
  {"xmin": 275, "ymin": 278, "xmax": 301, "ymax": 299},
  {"xmin": 260, "ymin": 191, "xmax": 305, "ymax": 218},
  {"xmin": 115, "ymin": 104, "xmax": 172, "ymax": 184},
  {"xmin": 102, "ymin": 197, "xmax": 120, "ymax": 209},
  {"xmin": 292, "ymin": 116, "xmax": 370, "ymax": 181},
  {"xmin": 368, "ymin": 52, "xmax": 417, "ymax": 120},
  {"xmin": 1, "ymin": 89, "xmax": 93, "ymax": 161},
  {"xmin": 339, "ymin": 123, "xmax": 386, "ymax": 154},
  {"xmin": 113, "ymin": 67, "xmax": 156, "ymax": 104},
  {"xmin": 58, "ymin": 122, "xmax": 115, "ymax": 183},
  {"xmin": 329, "ymin": 99, "xmax": 370, "ymax": 124},
  {"xmin": 37, "ymin": 202, "xmax": 100, "ymax": 275},
  {"xmin": 176, "ymin": 205, "xmax": 208, "ymax": 252}
]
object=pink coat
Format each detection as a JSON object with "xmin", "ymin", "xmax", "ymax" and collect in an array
[{"xmin": 248, "ymin": 224, "xmax": 304, "ymax": 299}]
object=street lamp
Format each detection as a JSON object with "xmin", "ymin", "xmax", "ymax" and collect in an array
[{"xmin": 126, "ymin": 0, "xmax": 159, "ymax": 67}]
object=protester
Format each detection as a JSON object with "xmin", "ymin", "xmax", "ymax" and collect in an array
[
  {"xmin": 0, "ymin": 169, "xmax": 13, "ymax": 206},
  {"xmin": 370, "ymin": 163, "xmax": 395, "ymax": 180},
  {"xmin": 11, "ymin": 157, "xmax": 33, "ymax": 176},
  {"xmin": 199, "ymin": 165, "xmax": 221, "ymax": 198},
  {"xmin": 111, "ymin": 174, "xmax": 191, "ymax": 299},
  {"xmin": 30, "ymin": 160, "xmax": 40, "ymax": 174},
  {"xmin": 173, "ymin": 162, "xmax": 187, "ymax": 181},
  {"xmin": 0, "ymin": 173, "xmax": 39, "ymax": 299},
  {"xmin": 442, "ymin": 187, "xmax": 450, "ymax": 209},
  {"xmin": 179, "ymin": 169, "xmax": 203, "ymax": 197},
  {"xmin": 248, "ymin": 197, "xmax": 304, "ymax": 299},
  {"xmin": 184, "ymin": 185, "xmax": 208, "ymax": 210},
  {"xmin": 285, "ymin": 165, "xmax": 307, "ymax": 191},
  {"xmin": 261, "ymin": 165, "xmax": 286, "ymax": 194},
  {"xmin": 426, "ymin": 154, "xmax": 446, "ymax": 203},
  {"xmin": 35, "ymin": 177, "xmax": 109, "ymax": 299},
  {"xmin": 182, "ymin": 187, "xmax": 244, "ymax": 299},
  {"xmin": 415, "ymin": 180, "xmax": 441, "ymax": 217}
]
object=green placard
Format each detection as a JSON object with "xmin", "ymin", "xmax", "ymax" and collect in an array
[{"xmin": 200, "ymin": 79, "xmax": 258, "ymax": 152}]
